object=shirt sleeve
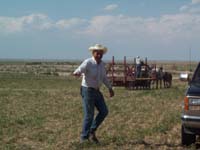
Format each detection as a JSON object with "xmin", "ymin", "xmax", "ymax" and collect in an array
[{"xmin": 73, "ymin": 60, "xmax": 87, "ymax": 75}]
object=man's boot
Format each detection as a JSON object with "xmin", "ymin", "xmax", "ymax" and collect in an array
[{"xmin": 89, "ymin": 132, "xmax": 99, "ymax": 144}]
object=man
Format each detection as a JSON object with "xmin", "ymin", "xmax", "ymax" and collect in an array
[
  {"xmin": 136, "ymin": 56, "xmax": 141, "ymax": 78},
  {"xmin": 73, "ymin": 44, "xmax": 114, "ymax": 144}
]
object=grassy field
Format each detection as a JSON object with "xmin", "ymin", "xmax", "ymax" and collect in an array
[{"xmin": 0, "ymin": 71, "xmax": 197, "ymax": 150}]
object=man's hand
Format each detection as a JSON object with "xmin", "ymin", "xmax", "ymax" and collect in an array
[
  {"xmin": 109, "ymin": 88, "xmax": 114, "ymax": 97},
  {"xmin": 72, "ymin": 72, "xmax": 81, "ymax": 77}
]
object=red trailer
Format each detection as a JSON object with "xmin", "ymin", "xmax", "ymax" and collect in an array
[{"xmin": 107, "ymin": 56, "xmax": 164, "ymax": 89}]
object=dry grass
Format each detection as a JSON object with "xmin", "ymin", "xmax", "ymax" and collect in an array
[{"xmin": 0, "ymin": 69, "xmax": 198, "ymax": 150}]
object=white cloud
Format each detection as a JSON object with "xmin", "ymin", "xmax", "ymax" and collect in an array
[
  {"xmin": 180, "ymin": 0, "xmax": 200, "ymax": 13},
  {"xmin": 1, "ymin": 10, "xmax": 200, "ymax": 49},
  {"xmin": 1, "ymin": 5, "xmax": 200, "ymax": 60},
  {"xmin": 179, "ymin": 5, "xmax": 189, "ymax": 12},
  {"xmin": 0, "ymin": 17, "xmax": 22, "ymax": 32},
  {"xmin": 0, "ymin": 14, "xmax": 53, "ymax": 33},
  {"xmin": 55, "ymin": 18, "xmax": 86, "ymax": 29},
  {"xmin": 192, "ymin": 0, "xmax": 200, "ymax": 4},
  {"xmin": 104, "ymin": 4, "xmax": 118, "ymax": 11},
  {"xmin": 188, "ymin": 6, "xmax": 200, "ymax": 13},
  {"xmin": 81, "ymin": 13, "xmax": 200, "ymax": 46},
  {"xmin": 21, "ymin": 14, "xmax": 53, "ymax": 30},
  {"xmin": 0, "ymin": 14, "xmax": 88, "ymax": 33}
]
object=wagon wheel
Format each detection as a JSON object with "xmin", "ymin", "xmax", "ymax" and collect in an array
[{"xmin": 126, "ymin": 66, "xmax": 135, "ymax": 80}]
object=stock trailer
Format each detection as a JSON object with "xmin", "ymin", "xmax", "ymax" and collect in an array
[{"xmin": 106, "ymin": 56, "xmax": 172, "ymax": 90}]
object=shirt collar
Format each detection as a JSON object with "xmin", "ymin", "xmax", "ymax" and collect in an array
[{"xmin": 92, "ymin": 57, "xmax": 102, "ymax": 64}]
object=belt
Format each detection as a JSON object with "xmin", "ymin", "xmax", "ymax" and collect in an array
[
  {"xmin": 82, "ymin": 86, "xmax": 99, "ymax": 91},
  {"xmin": 88, "ymin": 87, "xmax": 99, "ymax": 91}
]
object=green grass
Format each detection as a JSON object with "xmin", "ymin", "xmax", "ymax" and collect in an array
[{"xmin": 0, "ymin": 72, "xmax": 193, "ymax": 149}]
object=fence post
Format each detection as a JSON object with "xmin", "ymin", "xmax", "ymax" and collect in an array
[{"xmin": 112, "ymin": 56, "xmax": 115, "ymax": 85}]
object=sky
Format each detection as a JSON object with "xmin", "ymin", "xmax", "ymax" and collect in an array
[{"xmin": 0, "ymin": 0, "xmax": 200, "ymax": 61}]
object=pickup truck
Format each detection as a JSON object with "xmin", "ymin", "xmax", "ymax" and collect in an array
[{"xmin": 181, "ymin": 62, "xmax": 200, "ymax": 145}]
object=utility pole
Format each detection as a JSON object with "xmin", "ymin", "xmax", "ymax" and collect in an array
[{"xmin": 189, "ymin": 48, "xmax": 192, "ymax": 72}]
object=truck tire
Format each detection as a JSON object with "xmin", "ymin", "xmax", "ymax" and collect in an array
[{"xmin": 181, "ymin": 125, "xmax": 196, "ymax": 146}]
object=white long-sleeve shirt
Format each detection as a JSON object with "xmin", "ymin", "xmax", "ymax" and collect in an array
[
  {"xmin": 73, "ymin": 57, "xmax": 112, "ymax": 90},
  {"xmin": 136, "ymin": 57, "xmax": 141, "ymax": 65}
]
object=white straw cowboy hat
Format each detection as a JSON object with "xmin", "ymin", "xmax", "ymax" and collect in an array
[{"xmin": 89, "ymin": 44, "xmax": 108, "ymax": 54}]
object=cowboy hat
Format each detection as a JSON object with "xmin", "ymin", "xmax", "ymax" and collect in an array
[{"xmin": 89, "ymin": 44, "xmax": 108, "ymax": 54}]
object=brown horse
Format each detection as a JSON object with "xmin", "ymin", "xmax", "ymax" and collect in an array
[
  {"xmin": 150, "ymin": 68, "xmax": 172, "ymax": 89},
  {"xmin": 163, "ymin": 72, "xmax": 172, "ymax": 88}
]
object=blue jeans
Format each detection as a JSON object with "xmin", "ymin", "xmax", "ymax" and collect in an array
[
  {"xmin": 80, "ymin": 86, "xmax": 108, "ymax": 139},
  {"xmin": 136, "ymin": 64, "xmax": 141, "ymax": 78}
]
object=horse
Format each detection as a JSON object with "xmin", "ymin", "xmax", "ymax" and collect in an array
[
  {"xmin": 163, "ymin": 72, "xmax": 172, "ymax": 88},
  {"xmin": 149, "ymin": 67, "xmax": 172, "ymax": 89}
]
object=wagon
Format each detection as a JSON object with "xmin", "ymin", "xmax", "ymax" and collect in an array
[{"xmin": 107, "ymin": 56, "xmax": 170, "ymax": 90}]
